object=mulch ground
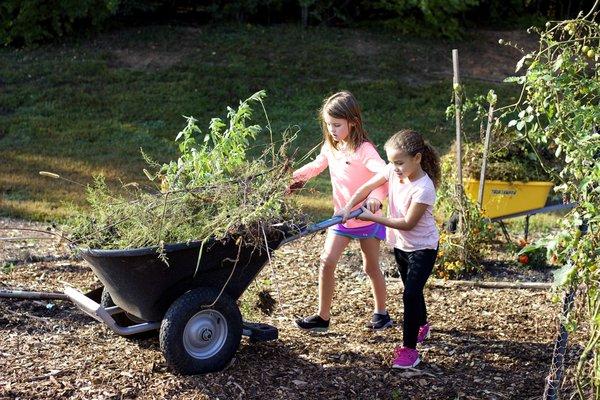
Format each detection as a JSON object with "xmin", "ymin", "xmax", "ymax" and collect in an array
[{"xmin": 0, "ymin": 218, "xmax": 586, "ymax": 400}]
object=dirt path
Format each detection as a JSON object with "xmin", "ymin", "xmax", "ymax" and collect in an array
[{"xmin": 0, "ymin": 219, "xmax": 583, "ymax": 399}]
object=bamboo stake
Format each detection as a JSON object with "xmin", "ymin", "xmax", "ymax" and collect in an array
[
  {"xmin": 478, "ymin": 103, "xmax": 495, "ymax": 207},
  {"xmin": 452, "ymin": 49, "xmax": 463, "ymax": 189}
]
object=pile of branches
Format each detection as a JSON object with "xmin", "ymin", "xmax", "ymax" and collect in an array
[{"xmin": 65, "ymin": 91, "xmax": 306, "ymax": 252}]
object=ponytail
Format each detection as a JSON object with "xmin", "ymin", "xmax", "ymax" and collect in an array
[{"xmin": 420, "ymin": 142, "xmax": 441, "ymax": 189}]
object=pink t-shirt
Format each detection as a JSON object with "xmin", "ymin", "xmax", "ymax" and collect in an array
[
  {"xmin": 381, "ymin": 163, "xmax": 439, "ymax": 251},
  {"xmin": 293, "ymin": 141, "xmax": 388, "ymax": 228}
]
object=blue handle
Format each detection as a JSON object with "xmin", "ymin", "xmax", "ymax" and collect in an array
[{"xmin": 280, "ymin": 208, "xmax": 363, "ymax": 245}]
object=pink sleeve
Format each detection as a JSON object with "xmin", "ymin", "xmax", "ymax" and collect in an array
[
  {"xmin": 292, "ymin": 145, "xmax": 328, "ymax": 182},
  {"xmin": 361, "ymin": 143, "xmax": 388, "ymax": 203},
  {"xmin": 412, "ymin": 185, "xmax": 436, "ymax": 206},
  {"xmin": 361, "ymin": 142, "xmax": 387, "ymax": 175}
]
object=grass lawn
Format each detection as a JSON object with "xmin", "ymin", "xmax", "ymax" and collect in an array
[{"xmin": 1, "ymin": 24, "xmax": 520, "ymax": 221}]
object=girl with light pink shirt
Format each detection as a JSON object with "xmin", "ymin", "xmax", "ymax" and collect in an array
[
  {"xmin": 291, "ymin": 91, "xmax": 393, "ymax": 332},
  {"xmin": 339, "ymin": 129, "xmax": 441, "ymax": 369}
]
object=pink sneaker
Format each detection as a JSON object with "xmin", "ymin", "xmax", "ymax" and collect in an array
[
  {"xmin": 417, "ymin": 323, "xmax": 431, "ymax": 343},
  {"xmin": 392, "ymin": 347, "xmax": 420, "ymax": 369}
]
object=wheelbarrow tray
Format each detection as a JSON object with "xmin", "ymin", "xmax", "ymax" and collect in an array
[{"xmin": 82, "ymin": 233, "xmax": 284, "ymax": 322}]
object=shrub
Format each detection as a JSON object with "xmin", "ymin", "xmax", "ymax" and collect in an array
[
  {"xmin": 370, "ymin": 0, "xmax": 481, "ymax": 38},
  {"xmin": 434, "ymin": 154, "xmax": 498, "ymax": 279},
  {"xmin": 0, "ymin": 0, "xmax": 121, "ymax": 46}
]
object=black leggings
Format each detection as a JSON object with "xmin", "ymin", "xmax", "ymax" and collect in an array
[{"xmin": 394, "ymin": 247, "xmax": 438, "ymax": 349}]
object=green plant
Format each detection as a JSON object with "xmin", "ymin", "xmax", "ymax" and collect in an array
[
  {"xmin": 1, "ymin": 262, "xmax": 15, "ymax": 274},
  {"xmin": 0, "ymin": 0, "xmax": 121, "ymax": 46},
  {"xmin": 445, "ymin": 88, "xmax": 559, "ymax": 182},
  {"xmin": 372, "ymin": 0, "xmax": 481, "ymax": 38},
  {"xmin": 496, "ymin": 7, "xmax": 600, "ymax": 398},
  {"xmin": 517, "ymin": 243, "xmax": 547, "ymax": 268},
  {"xmin": 435, "ymin": 154, "xmax": 497, "ymax": 279}
]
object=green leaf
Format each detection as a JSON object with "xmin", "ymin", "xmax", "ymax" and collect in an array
[
  {"xmin": 553, "ymin": 55, "xmax": 564, "ymax": 71},
  {"xmin": 552, "ymin": 263, "xmax": 575, "ymax": 287}
]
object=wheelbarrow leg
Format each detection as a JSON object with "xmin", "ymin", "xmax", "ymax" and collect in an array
[
  {"xmin": 497, "ymin": 220, "xmax": 511, "ymax": 243},
  {"xmin": 524, "ymin": 215, "xmax": 530, "ymax": 242}
]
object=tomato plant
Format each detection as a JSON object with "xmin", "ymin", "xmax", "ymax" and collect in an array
[{"xmin": 497, "ymin": 7, "xmax": 600, "ymax": 398}]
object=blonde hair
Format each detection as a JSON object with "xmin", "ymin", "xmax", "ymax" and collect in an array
[
  {"xmin": 385, "ymin": 129, "xmax": 441, "ymax": 188},
  {"xmin": 320, "ymin": 91, "xmax": 371, "ymax": 152}
]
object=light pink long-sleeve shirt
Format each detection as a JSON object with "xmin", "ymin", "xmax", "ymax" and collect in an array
[{"xmin": 293, "ymin": 141, "xmax": 388, "ymax": 228}]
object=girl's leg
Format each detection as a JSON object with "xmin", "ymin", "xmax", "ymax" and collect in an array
[
  {"xmin": 395, "ymin": 248, "xmax": 428, "ymax": 327},
  {"xmin": 317, "ymin": 231, "xmax": 351, "ymax": 320},
  {"xmin": 420, "ymin": 293, "xmax": 428, "ymax": 327},
  {"xmin": 401, "ymin": 249, "xmax": 437, "ymax": 349},
  {"xmin": 394, "ymin": 248, "xmax": 409, "ymax": 285},
  {"xmin": 359, "ymin": 237, "xmax": 386, "ymax": 314}
]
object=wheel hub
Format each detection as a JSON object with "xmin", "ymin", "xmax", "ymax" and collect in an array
[
  {"xmin": 201, "ymin": 329, "xmax": 212, "ymax": 341},
  {"xmin": 183, "ymin": 310, "xmax": 228, "ymax": 359}
]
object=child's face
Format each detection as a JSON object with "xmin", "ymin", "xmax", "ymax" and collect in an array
[
  {"xmin": 386, "ymin": 147, "xmax": 422, "ymax": 181},
  {"xmin": 323, "ymin": 113, "xmax": 352, "ymax": 143}
]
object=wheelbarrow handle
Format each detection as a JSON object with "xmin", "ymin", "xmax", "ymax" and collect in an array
[{"xmin": 280, "ymin": 208, "xmax": 364, "ymax": 245}]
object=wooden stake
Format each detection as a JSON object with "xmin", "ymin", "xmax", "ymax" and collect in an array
[
  {"xmin": 478, "ymin": 104, "xmax": 494, "ymax": 207},
  {"xmin": 452, "ymin": 49, "xmax": 463, "ymax": 188}
]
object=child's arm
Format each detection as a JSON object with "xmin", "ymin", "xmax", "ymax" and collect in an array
[
  {"xmin": 358, "ymin": 202, "xmax": 429, "ymax": 230},
  {"xmin": 361, "ymin": 144, "xmax": 388, "ymax": 210},
  {"xmin": 337, "ymin": 173, "xmax": 388, "ymax": 222},
  {"xmin": 292, "ymin": 147, "xmax": 328, "ymax": 184}
]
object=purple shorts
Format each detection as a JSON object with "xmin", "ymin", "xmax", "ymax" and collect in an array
[{"xmin": 330, "ymin": 222, "xmax": 386, "ymax": 240}]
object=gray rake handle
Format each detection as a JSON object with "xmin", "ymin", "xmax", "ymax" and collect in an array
[{"xmin": 279, "ymin": 208, "xmax": 364, "ymax": 245}]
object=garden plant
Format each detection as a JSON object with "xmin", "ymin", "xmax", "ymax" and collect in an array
[{"xmin": 496, "ymin": 7, "xmax": 599, "ymax": 397}]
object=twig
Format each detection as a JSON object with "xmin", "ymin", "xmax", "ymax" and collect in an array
[
  {"xmin": 3, "ymin": 307, "xmax": 52, "ymax": 324},
  {"xmin": 207, "ymin": 238, "xmax": 243, "ymax": 308},
  {"xmin": 0, "ymin": 227, "xmax": 72, "ymax": 243},
  {"xmin": 0, "ymin": 237, "xmax": 55, "ymax": 241}
]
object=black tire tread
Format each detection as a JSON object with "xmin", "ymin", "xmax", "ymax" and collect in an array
[{"xmin": 159, "ymin": 287, "xmax": 242, "ymax": 375}]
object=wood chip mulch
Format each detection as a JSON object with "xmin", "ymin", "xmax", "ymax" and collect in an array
[{"xmin": 0, "ymin": 218, "xmax": 586, "ymax": 399}]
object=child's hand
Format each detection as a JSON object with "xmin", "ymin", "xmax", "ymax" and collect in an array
[
  {"xmin": 357, "ymin": 206, "xmax": 375, "ymax": 221},
  {"xmin": 334, "ymin": 206, "xmax": 352, "ymax": 223},
  {"xmin": 364, "ymin": 198, "xmax": 382, "ymax": 213},
  {"xmin": 285, "ymin": 180, "xmax": 305, "ymax": 194}
]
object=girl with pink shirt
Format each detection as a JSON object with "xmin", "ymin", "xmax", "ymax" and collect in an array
[
  {"xmin": 339, "ymin": 129, "xmax": 441, "ymax": 369},
  {"xmin": 291, "ymin": 91, "xmax": 393, "ymax": 332}
]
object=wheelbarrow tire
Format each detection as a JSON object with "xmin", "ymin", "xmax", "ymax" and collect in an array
[
  {"xmin": 160, "ymin": 287, "xmax": 242, "ymax": 375},
  {"xmin": 100, "ymin": 289, "xmax": 157, "ymax": 339}
]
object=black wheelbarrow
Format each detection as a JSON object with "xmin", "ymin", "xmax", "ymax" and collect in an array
[{"xmin": 58, "ymin": 209, "xmax": 363, "ymax": 375}]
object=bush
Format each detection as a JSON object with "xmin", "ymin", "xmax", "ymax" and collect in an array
[
  {"xmin": 434, "ymin": 154, "xmax": 498, "ymax": 279},
  {"xmin": 434, "ymin": 194, "xmax": 497, "ymax": 279},
  {"xmin": 0, "ymin": 0, "xmax": 121, "ymax": 46},
  {"xmin": 370, "ymin": 0, "xmax": 481, "ymax": 38},
  {"xmin": 450, "ymin": 139, "xmax": 556, "ymax": 182},
  {"xmin": 445, "ymin": 89, "xmax": 560, "ymax": 183}
]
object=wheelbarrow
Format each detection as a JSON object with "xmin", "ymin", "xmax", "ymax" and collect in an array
[{"xmin": 1, "ymin": 209, "xmax": 363, "ymax": 375}]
